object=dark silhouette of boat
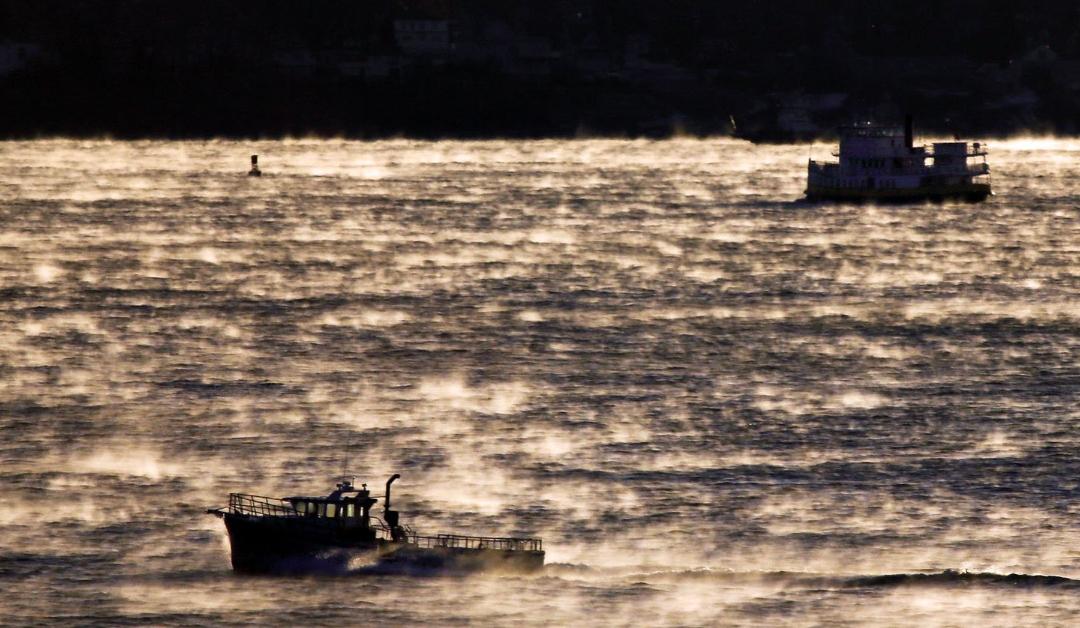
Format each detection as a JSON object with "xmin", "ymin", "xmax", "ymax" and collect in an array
[{"xmin": 207, "ymin": 474, "xmax": 544, "ymax": 574}]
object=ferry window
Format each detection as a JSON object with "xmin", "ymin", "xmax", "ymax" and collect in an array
[
  {"xmin": 307, "ymin": 502, "xmax": 317, "ymax": 515},
  {"xmin": 326, "ymin": 503, "xmax": 337, "ymax": 518},
  {"xmin": 345, "ymin": 503, "xmax": 356, "ymax": 518},
  {"xmin": 318, "ymin": 503, "xmax": 326, "ymax": 517}
]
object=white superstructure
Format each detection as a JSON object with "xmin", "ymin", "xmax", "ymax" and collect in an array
[{"xmin": 806, "ymin": 118, "xmax": 991, "ymax": 202}]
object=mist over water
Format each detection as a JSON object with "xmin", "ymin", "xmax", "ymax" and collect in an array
[{"xmin": 1, "ymin": 137, "xmax": 1078, "ymax": 625}]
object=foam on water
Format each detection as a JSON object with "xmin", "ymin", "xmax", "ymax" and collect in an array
[{"xmin": 1, "ymin": 137, "xmax": 1078, "ymax": 625}]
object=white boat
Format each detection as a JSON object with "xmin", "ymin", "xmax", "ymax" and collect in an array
[{"xmin": 806, "ymin": 117, "xmax": 991, "ymax": 202}]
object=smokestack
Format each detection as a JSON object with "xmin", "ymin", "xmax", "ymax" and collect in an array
[
  {"xmin": 384, "ymin": 473, "xmax": 400, "ymax": 512},
  {"xmin": 904, "ymin": 115, "xmax": 913, "ymax": 151}
]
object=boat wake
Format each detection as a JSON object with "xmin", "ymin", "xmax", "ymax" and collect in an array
[
  {"xmin": 545, "ymin": 565, "xmax": 1080, "ymax": 590},
  {"xmin": 841, "ymin": 570, "xmax": 1079, "ymax": 589}
]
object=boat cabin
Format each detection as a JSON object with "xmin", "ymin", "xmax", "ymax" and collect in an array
[
  {"xmin": 806, "ymin": 117, "xmax": 991, "ymax": 201},
  {"xmin": 285, "ymin": 478, "xmax": 377, "ymax": 524}
]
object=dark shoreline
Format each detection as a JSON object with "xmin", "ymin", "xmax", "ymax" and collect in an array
[
  {"xmin": 8, "ymin": 2, "xmax": 1080, "ymax": 142},
  {"xmin": 5, "ymin": 2, "xmax": 1079, "ymax": 143},
  {"xmin": 5, "ymin": 71, "xmax": 1073, "ymax": 142},
  {"xmin": 4, "ymin": 132, "xmax": 1076, "ymax": 144}
]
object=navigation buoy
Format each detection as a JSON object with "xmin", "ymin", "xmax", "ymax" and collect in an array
[{"xmin": 248, "ymin": 154, "xmax": 262, "ymax": 177}]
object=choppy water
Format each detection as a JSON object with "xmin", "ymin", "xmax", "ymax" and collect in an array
[{"xmin": 1, "ymin": 137, "xmax": 1079, "ymax": 626}]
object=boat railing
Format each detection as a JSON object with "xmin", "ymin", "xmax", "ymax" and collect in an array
[
  {"xmin": 228, "ymin": 493, "xmax": 300, "ymax": 518},
  {"xmin": 812, "ymin": 161, "xmax": 988, "ymax": 178},
  {"xmin": 811, "ymin": 162, "xmax": 932, "ymax": 176},
  {"xmin": 924, "ymin": 144, "xmax": 989, "ymax": 157},
  {"xmin": 370, "ymin": 521, "xmax": 541, "ymax": 552},
  {"xmin": 406, "ymin": 532, "xmax": 543, "ymax": 552},
  {"xmin": 219, "ymin": 496, "xmax": 543, "ymax": 551},
  {"xmin": 819, "ymin": 145, "xmax": 987, "ymax": 162}
]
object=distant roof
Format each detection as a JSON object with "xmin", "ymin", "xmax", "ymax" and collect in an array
[
  {"xmin": 839, "ymin": 123, "xmax": 903, "ymax": 138},
  {"xmin": 395, "ymin": 0, "xmax": 450, "ymax": 20}
]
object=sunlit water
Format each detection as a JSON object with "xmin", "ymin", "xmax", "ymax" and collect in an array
[{"xmin": 1, "ymin": 137, "xmax": 1079, "ymax": 626}]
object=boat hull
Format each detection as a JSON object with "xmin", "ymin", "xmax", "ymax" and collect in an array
[
  {"xmin": 222, "ymin": 514, "xmax": 544, "ymax": 574},
  {"xmin": 372, "ymin": 543, "xmax": 546, "ymax": 574},
  {"xmin": 805, "ymin": 182, "xmax": 991, "ymax": 203},
  {"xmin": 223, "ymin": 513, "xmax": 379, "ymax": 573}
]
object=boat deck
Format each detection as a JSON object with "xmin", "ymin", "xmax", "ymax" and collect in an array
[{"xmin": 213, "ymin": 492, "xmax": 542, "ymax": 553}]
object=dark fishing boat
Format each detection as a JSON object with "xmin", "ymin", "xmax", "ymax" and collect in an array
[{"xmin": 206, "ymin": 474, "xmax": 545, "ymax": 574}]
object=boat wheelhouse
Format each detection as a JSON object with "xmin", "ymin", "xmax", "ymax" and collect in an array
[
  {"xmin": 806, "ymin": 117, "xmax": 991, "ymax": 202},
  {"xmin": 207, "ymin": 474, "xmax": 544, "ymax": 574}
]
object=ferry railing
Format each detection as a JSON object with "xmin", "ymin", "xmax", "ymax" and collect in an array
[
  {"xmin": 811, "ymin": 161, "xmax": 989, "ymax": 179},
  {"xmin": 816, "ymin": 146, "xmax": 987, "ymax": 165},
  {"xmin": 405, "ymin": 532, "xmax": 543, "ymax": 552},
  {"xmin": 370, "ymin": 521, "xmax": 540, "ymax": 551},
  {"xmin": 223, "ymin": 499, "xmax": 543, "ymax": 551},
  {"xmin": 228, "ymin": 493, "xmax": 300, "ymax": 517},
  {"xmin": 924, "ymin": 144, "xmax": 989, "ymax": 157}
]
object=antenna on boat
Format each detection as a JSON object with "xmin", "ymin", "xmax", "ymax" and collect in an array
[{"xmin": 335, "ymin": 438, "xmax": 357, "ymax": 491}]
